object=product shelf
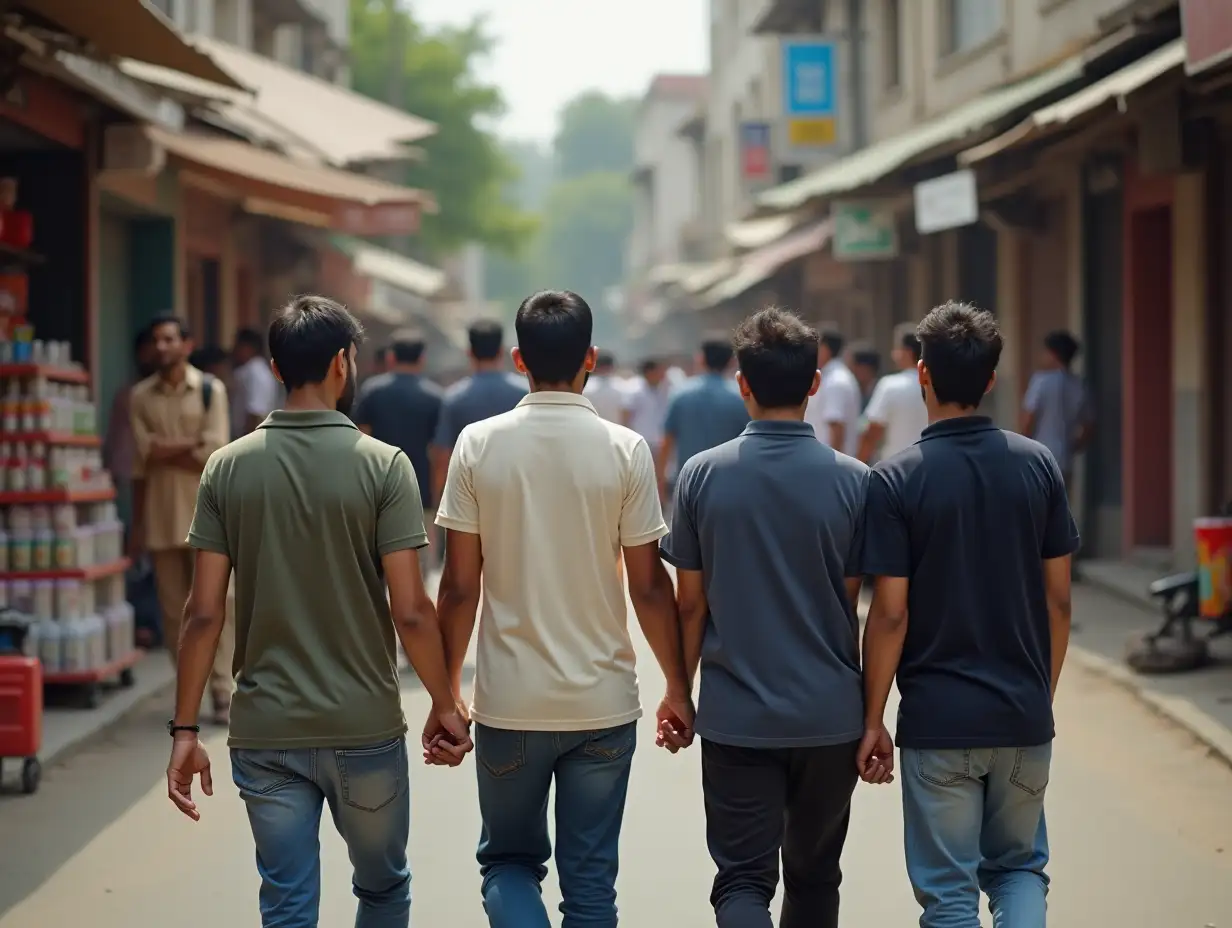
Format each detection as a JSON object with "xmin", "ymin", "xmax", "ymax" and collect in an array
[
  {"xmin": 0, "ymin": 557, "xmax": 129, "ymax": 582},
  {"xmin": 0, "ymin": 364, "xmax": 90, "ymax": 385},
  {"xmin": 0, "ymin": 431, "xmax": 101, "ymax": 448},
  {"xmin": 0, "ymin": 487, "xmax": 114, "ymax": 505},
  {"xmin": 42, "ymin": 648, "xmax": 141, "ymax": 704}
]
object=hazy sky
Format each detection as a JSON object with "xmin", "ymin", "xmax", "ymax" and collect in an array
[{"xmin": 410, "ymin": 0, "xmax": 709, "ymax": 142}]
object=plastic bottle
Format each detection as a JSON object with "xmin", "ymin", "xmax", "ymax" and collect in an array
[
  {"xmin": 9, "ymin": 527, "xmax": 31, "ymax": 572},
  {"xmin": 38, "ymin": 619, "xmax": 61, "ymax": 673},
  {"xmin": 31, "ymin": 529, "xmax": 52, "ymax": 571},
  {"xmin": 26, "ymin": 441, "xmax": 45, "ymax": 491},
  {"xmin": 32, "ymin": 579, "xmax": 53, "ymax": 620}
]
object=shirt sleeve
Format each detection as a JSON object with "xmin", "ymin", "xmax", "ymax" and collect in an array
[
  {"xmin": 663, "ymin": 393, "xmax": 682, "ymax": 440},
  {"xmin": 844, "ymin": 468, "xmax": 871, "ymax": 577},
  {"xmin": 659, "ymin": 463, "xmax": 701, "ymax": 570},
  {"xmin": 129, "ymin": 389, "xmax": 151, "ymax": 480},
  {"xmin": 818, "ymin": 378, "xmax": 848, "ymax": 425},
  {"xmin": 863, "ymin": 468, "xmax": 912, "ymax": 578},
  {"xmin": 864, "ymin": 378, "xmax": 890, "ymax": 425},
  {"xmin": 192, "ymin": 380, "xmax": 231, "ymax": 465},
  {"xmin": 434, "ymin": 437, "xmax": 480, "ymax": 534},
  {"xmin": 1023, "ymin": 373, "xmax": 1044, "ymax": 414},
  {"xmin": 620, "ymin": 438, "xmax": 668, "ymax": 547},
  {"xmin": 186, "ymin": 462, "xmax": 228, "ymax": 554},
  {"xmin": 376, "ymin": 451, "xmax": 429, "ymax": 555},
  {"xmin": 1041, "ymin": 452, "xmax": 1082, "ymax": 560}
]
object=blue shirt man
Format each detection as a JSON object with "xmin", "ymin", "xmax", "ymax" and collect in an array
[{"xmin": 658, "ymin": 335, "xmax": 749, "ymax": 495}]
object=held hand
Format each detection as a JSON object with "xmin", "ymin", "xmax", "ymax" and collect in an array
[
  {"xmin": 655, "ymin": 691, "xmax": 696, "ymax": 754},
  {"xmin": 167, "ymin": 735, "xmax": 212, "ymax": 820},
  {"xmin": 422, "ymin": 701, "xmax": 473, "ymax": 767},
  {"xmin": 856, "ymin": 725, "xmax": 895, "ymax": 784}
]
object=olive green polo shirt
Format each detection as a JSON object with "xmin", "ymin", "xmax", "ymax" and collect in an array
[{"xmin": 187, "ymin": 409, "xmax": 428, "ymax": 749}]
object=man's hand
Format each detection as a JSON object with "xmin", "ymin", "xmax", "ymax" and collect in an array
[
  {"xmin": 855, "ymin": 725, "xmax": 895, "ymax": 784},
  {"xmin": 167, "ymin": 734, "xmax": 212, "ymax": 820},
  {"xmin": 655, "ymin": 691, "xmax": 696, "ymax": 754},
  {"xmin": 421, "ymin": 700, "xmax": 473, "ymax": 767}
]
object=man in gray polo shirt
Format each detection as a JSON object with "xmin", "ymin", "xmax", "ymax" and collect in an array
[{"xmin": 659, "ymin": 307, "xmax": 869, "ymax": 928}]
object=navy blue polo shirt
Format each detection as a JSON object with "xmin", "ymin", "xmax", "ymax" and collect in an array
[
  {"xmin": 864, "ymin": 416, "xmax": 1080, "ymax": 749},
  {"xmin": 352, "ymin": 372, "xmax": 443, "ymax": 503},
  {"xmin": 432, "ymin": 371, "xmax": 528, "ymax": 450}
]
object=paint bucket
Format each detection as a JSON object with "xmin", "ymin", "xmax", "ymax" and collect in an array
[{"xmin": 1194, "ymin": 517, "xmax": 1232, "ymax": 619}]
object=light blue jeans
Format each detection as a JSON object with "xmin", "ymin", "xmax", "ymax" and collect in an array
[
  {"xmin": 231, "ymin": 737, "xmax": 411, "ymax": 928},
  {"xmin": 901, "ymin": 744, "xmax": 1052, "ymax": 928},
  {"xmin": 475, "ymin": 722, "xmax": 637, "ymax": 928}
]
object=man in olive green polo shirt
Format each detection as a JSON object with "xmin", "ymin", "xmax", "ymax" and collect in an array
[{"xmin": 164, "ymin": 296, "xmax": 471, "ymax": 928}]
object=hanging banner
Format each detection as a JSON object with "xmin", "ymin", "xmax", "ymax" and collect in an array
[
  {"xmin": 780, "ymin": 37, "xmax": 838, "ymax": 149},
  {"xmin": 740, "ymin": 121, "xmax": 772, "ymax": 182}
]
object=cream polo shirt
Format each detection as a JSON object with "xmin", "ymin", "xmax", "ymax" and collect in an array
[{"xmin": 435, "ymin": 391, "xmax": 668, "ymax": 731}]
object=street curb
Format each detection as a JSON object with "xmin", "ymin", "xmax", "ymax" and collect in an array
[{"xmin": 1069, "ymin": 645, "xmax": 1232, "ymax": 769}]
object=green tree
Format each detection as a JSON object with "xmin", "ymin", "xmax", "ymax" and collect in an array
[
  {"xmin": 348, "ymin": 0, "xmax": 535, "ymax": 257},
  {"xmin": 553, "ymin": 91, "xmax": 638, "ymax": 180},
  {"xmin": 535, "ymin": 171, "xmax": 632, "ymax": 313}
]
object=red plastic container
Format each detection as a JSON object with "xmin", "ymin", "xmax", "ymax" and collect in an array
[
  {"xmin": 1196, "ymin": 517, "xmax": 1232, "ymax": 619},
  {"xmin": 0, "ymin": 655, "xmax": 43, "ymax": 758}
]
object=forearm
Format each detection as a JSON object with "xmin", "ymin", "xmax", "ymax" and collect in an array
[
  {"xmin": 392, "ymin": 599, "xmax": 455, "ymax": 708},
  {"xmin": 656, "ymin": 437, "xmax": 674, "ymax": 496},
  {"xmin": 630, "ymin": 564, "xmax": 688, "ymax": 694},
  {"xmin": 1048, "ymin": 598, "xmax": 1072, "ymax": 700},
  {"xmin": 148, "ymin": 439, "xmax": 198, "ymax": 462},
  {"xmin": 436, "ymin": 583, "xmax": 480, "ymax": 694},
  {"xmin": 862, "ymin": 608, "xmax": 907, "ymax": 726},
  {"xmin": 174, "ymin": 599, "xmax": 224, "ymax": 725},
  {"xmin": 828, "ymin": 422, "xmax": 846, "ymax": 452},
  {"xmin": 857, "ymin": 423, "xmax": 884, "ymax": 464},
  {"xmin": 678, "ymin": 598, "xmax": 707, "ymax": 687},
  {"xmin": 170, "ymin": 451, "xmax": 206, "ymax": 473},
  {"xmin": 430, "ymin": 449, "xmax": 450, "ymax": 506}
]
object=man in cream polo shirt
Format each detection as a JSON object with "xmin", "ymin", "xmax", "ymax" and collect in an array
[{"xmin": 431, "ymin": 289, "xmax": 693, "ymax": 926}]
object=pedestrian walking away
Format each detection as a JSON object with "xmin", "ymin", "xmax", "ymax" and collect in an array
[
  {"xmin": 658, "ymin": 307, "xmax": 869, "ymax": 928},
  {"xmin": 165, "ymin": 296, "xmax": 471, "ymax": 928},
  {"xmin": 858, "ymin": 322, "xmax": 929, "ymax": 464},
  {"xmin": 430, "ymin": 319, "xmax": 528, "ymax": 506},
  {"xmin": 622, "ymin": 358, "xmax": 675, "ymax": 481},
  {"xmin": 803, "ymin": 325, "xmax": 862, "ymax": 457},
  {"xmin": 431, "ymin": 289, "xmax": 693, "ymax": 928},
  {"xmin": 657, "ymin": 332, "xmax": 749, "ymax": 500},
  {"xmin": 861, "ymin": 302, "xmax": 1079, "ymax": 928},
  {"xmin": 1020, "ymin": 330, "xmax": 1093, "ymax": 496},
  {"xmin": 130, "ymin": 315, "xmax": 235, "ymax": 724},
  {"xmin": 583, "ymin": 348, "xmax": 629, "ymax": 424},
  {"xmin": 230, "ymin": 327, "xmax": 283, "ymax": 439}
]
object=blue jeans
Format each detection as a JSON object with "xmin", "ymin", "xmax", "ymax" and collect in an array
[
  {"xmin": 901, "ymin": 745, "xmax": 1052, "ymax": 928},
  {"xmin": 475, "ymin": 722, "xmax": 637, "ymax": 928},
  {"xmin": 231, "ymin": 737, "xmax": 411, "ymax": 928}
]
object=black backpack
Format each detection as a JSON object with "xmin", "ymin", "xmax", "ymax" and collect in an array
[{"xmin": 201, "ymin": 373, "xmax": 215, "ymax": 412}]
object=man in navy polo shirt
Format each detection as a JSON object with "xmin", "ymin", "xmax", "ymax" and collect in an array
[
  {"xmin": 860, "ymin": 301, "xmax": 1079, "ymax": 928},
  {"xmin": 659, "ymin": 307, "xmax": 870, "ymax": 928}
]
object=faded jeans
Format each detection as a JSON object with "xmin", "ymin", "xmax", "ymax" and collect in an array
[
  {"xmin": 901, "ymin": 744, "xmax": 1052, "ymax": 928},
  {"xmin": 475, "ymin": 722, "xmax": 637, "ymax": 928},
  {"xmin": 231, "ymin": 737, "xmax": 411, "ymax": 928}
]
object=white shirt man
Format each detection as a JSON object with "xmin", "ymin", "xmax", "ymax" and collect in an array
[
  {"xmin": 623, "ymin": 364, "xmax": 675, "ymax": 449},
  {"xmin": 804, "ymin": 357, "xmax": 862, "ymax": 457},
  {"xmin": 583, "ymin": 353, "xmax": 629, "ymax": 423},
  {"xmin": 230, "ymin": 343, "xmax": 281, "ymax": 438},
  {"xmin": 858, "ymin": 322, "xmax": 928, "ymax": 463}
]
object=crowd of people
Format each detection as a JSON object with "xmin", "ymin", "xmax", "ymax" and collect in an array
[{"xmin": 133, "ymin": 290, "xmax": 1094, "ymax": 928}]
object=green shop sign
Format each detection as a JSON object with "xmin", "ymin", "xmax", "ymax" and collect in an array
[{"xmin": 832, "ymin": 201, "xmax": 898, "ymax": 261}]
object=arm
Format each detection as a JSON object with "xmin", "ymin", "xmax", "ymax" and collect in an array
[
  {"xmin": 1043, "ymin": 555, "xmax": 1072, "ymax": 701},
  {"xmin": 131, "ymin": 392, "xmax": 197, "ymax": 465},
  {"xmin": 828, "ymin": 421, "xmax": 847, "ymax": 454},
  {"xmin": 858, "ymin": 380, "xmax": 889, "ymax": 464},
  {"xmin": 1020, "ymin": 374, "xmax": 1042, "ymax": 437},
  {"xmin": 175, "ymin": 549, "xmax": 232, "ymax": 728},
  {"xmin": 385, "ymin": 547, "xmax": 455, "ymax": 710},
  {"xmin": 430, "ymin": 399, "xmax": 458, "ymax": 507},
  {"xmin": 656, "ymin": 434, "xmax": 675, "ymax": 499},
  {"xmin": 673, "ymin": 567, "xmax": 707, "ymax": 685},
  {"xmin": 436, "ymin": 529, "xmax": 482, "ymax": 694},
  {"xmin": 863, "ymin": 576, "xmax": 908, "ymax": 734}
]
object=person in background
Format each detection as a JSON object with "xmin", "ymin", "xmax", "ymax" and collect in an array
[
  {"xmin": 1021, "ymin": 330, "xmax": 1092, "ymax": 495},
  {"xmin": 847, "ymin": 343, "xmax": 881, "ymax": 410},
  {"xmin": 430, "ymin": 319, "xmax": 528, "ymax": 506},
  {"xmin": 623, "ymin": 358, "xmax": 675, "ymax": 481},
  {"xmin": 353, "ymin": 329, "xmax": 444, "ymax": 563},
  {"xmin": 189, "ymin": 346, "xmax": 231, "ymax": 385},
  {"xmin": 105, "ymin": 327, "xmax": 157, "ymax": 533},
  {"xmin": 167, "ymin": 296, "xmax": 469, "ymax": 926},
  {"xmin": 658, "ymin": 308, "xmax": 869, "ymax": 928},
  {"xmin": 583, "ymin": 349, "xmax": 627, "ymax": 423},
  {"xmin": 130, "ymin": 316, "xmax": 233, "ymax": 724},
  {"xmin": 431, "ymin": 289, "xmax": 689, "ymax": 927},
  {"xmin": 803, "ymin": 325, "xmax": 862, "ymax": 458},
  {"xmin": 231, "ymin": 328, "xmax": 282, "ymax": 439},
  {"xmin": 862, "ymin": 302, "xmax": 1078, "ymax": 928},
  {"xmin": 658, "ymin": 332, "xmax": 749, "ymax": 499},
  {"xmin": 858, "ymin": 323, "xmax": 929, "ymax": 464}
]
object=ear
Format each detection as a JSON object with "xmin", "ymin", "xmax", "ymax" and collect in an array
[
  {"xmin": 984, "ymin": 370, "xmax": 997, "ymax": 395},
  {"xmin": 333, "ymin": 348, "xmax": 347, "ymax": 379},
  {"xmin": 511, "ymin": 347, "xmax": 529, "ymax": 375},
  {"xmin": 735, "ymin": 370, "xmax": 753, "ymax": 399},
  {"xmin": 807, "ymin": 369, "xmax": 821, "ymax": 398},
  {"xmin": 917, "ymin": 358, "xmax": 927, "ymax": 388},
  {"xmin": 270, "ymin": 360, "xmax": 284, "ymax": 385},
  {"xmin": 583, "ymin": 346, "xmax": 597, "ymax": 373}
]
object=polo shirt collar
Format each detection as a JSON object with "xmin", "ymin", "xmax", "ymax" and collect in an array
[
  {"xmin": 517, "ymin": 391, "xmax": 597, "ymax": 414},
  {"xmin": 743, "ymin": 419, "xmax": 814, "ymax": 437},
  {"xmin": 258, "ymin": 409, "xmax": 359, "ymax": 430},
  {"xmin": 920, "ymin": 415, "xmax": 997, "ymax": 439}
]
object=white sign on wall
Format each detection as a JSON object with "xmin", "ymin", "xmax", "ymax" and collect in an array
[{"xmin": 914, "ymin": 169, "xmax": 980, "ymax": 235}]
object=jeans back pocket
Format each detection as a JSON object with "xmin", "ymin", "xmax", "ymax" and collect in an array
[
  {"xmin": 335, "ymin": 738, "xmax": 406, "ymax": 812},
  {"xmin": 231, "ymin": 749, "xmax": 294, "ymax": 796}
]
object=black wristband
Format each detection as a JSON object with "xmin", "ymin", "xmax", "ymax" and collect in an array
[{"xmin": 167, "ymin": 721, "xmax": 201, "ymax": 736}]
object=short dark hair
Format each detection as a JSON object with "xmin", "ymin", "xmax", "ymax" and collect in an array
[
  {"xmin": 732, "ymin": 307, "xmax": 819, "ymax": 410},
  {"xmin": 894, "ymin": 322, "xmax": 922, "ymax": 361},
  {"xmin": 189, "ymin": 345, "xmax": 228, "ymax": 370},
  {"xmin": 148, "ymin": 314, "xmax": 190, "ymax": 339},
  {"xmin": 817, "ymin": 324, "xmax": 844, "ymax": 359},
  {"xmin": 235, "ymin": 328, "xmax": 264, "ymax": 353},
  {"xmin": 514, "ymin": 290, "xmax": 593, "ymax": 384},
  {"xmin": 639, "ymin": 358, "xmax": 661, "ymax": 376},
  {"xmin": 916, "ymin": 301, "xmax": 1002, "ymax": 408},
  {"xmin": 134, "ymin": 328, "xmax": 153, "ymax": 353},
  {"xmin": 389, "ymin": 328, "xmax": 426, "ymax": 364},
  {"xmin": 1044, "ymin": 330, "xmax": 1080, "ymax": 367},
  {"xmin": 700, "ymin": 332, "xmax": 734, "ymax": 372},
  {"xmin": 849, "ymin": 342, "xmax": 880, "ymax": 371},
  {"xmin": 468, "ymin": 319, "xmax": 504, "ymax": 361},
  {"xmin": 595, "ymin": 349, "xmax": 616, "ymax": 370},
  {"xmin": 267, "ymin": 295, "xmax": 364, "ymax": 390}
]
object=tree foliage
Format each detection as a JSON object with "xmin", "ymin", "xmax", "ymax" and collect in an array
[
  {"xmin": 348, "ymin": 0, "xmax": 535, "ymax": 257},
  {"xmin": 553, "ymin": 92, "xmax": 638, "ymax": 180}
]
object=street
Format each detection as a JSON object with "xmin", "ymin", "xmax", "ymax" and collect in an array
[{"xmin": 2, "ymin": 624, "xmax": 1232, "ymax": 928}]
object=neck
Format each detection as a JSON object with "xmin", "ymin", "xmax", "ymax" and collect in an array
[
  {"xmin": 529, "ymin": 373, "xmax": 586, "ymax": 395},
  {"xmin": 159, "ymin": 361, "xmax": 188, "ymax": 385},
  {"xmin": 928, "ymin": 403, "xmax": 981, "ymax": 424},
  {"xmin": 702, "ymin": 368, "xmax": 725, "ymax": 377},
  {"xmin": 283, "ymin": 385, "xmax": 336, "ymax": 412},
  {"xmin": 391, "ymin": 363, "xmax": 419, "ymax": 375},
  {"xmin": 752, "ymin": 404, "xmax": 806, "ymax": 423},
  {"xmin": 472, "ymin": 359, "xmax": 501, "ymax": 373}
]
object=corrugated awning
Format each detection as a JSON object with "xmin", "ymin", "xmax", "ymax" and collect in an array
[
  {"xmin": 147, "ymin": 126, "xmax": 433, "ymax": 236},
  {"xmin": 725, "ymin": 213, "xmax": 799, "ymax": 251},
  {"xmin": 699, "ymin": 220, "xmax": 831, "ymax": 308},
  {"xmin": 17, "ymin": 0, "xmax": 241, "ymax": 89},
  {"xmin": 352, "ymin": 245, "xmax": 447, "ymax": 300},
  {"xmin": 959, "ymin": 39, "xmax": 1186, "ymax": 165},
  {"xmin": 678, "ymin": 259, "xmax": 737, "ymax": 295},
  {"xmin": 756, "ymin": 56, "xmax": 1085, "ymax": 212}
]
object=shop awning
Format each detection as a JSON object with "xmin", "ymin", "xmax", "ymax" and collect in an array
[
  {"xmin": 123, "ymin": 36, "xmax": 436, "ymax": 167},
  {"xmin": 352, "ymin": 245, "xmax": 447, "ymax": 300},
  {"xmin": 699, "ymin": 219, "xmax": 831, "ymax": 308},
  {"xmin": 726, "ymin": 213, "xmax": 799, "ymax": 251},
  {"xmin": 147, "ymin": 126, "xmax": 434, "ymax": 236},
  {"xmin": 17, "ymin": 0, "xmax": 241, "ymax": 89},
  {"xmin": 756, "ymin": 56, "xmax": 1085, "ymax": 213},
  {"xmin": 678, "ymin": 259, "xmax": 737, "ymax": 296},
  {"xmin": 959, "ymin": 39, "xmax": 1186, "ymax": 165}
]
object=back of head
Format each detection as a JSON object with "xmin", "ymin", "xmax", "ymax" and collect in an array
[
  {"xmin": 468, "ymin": 319, "xmax": 504, "ymax": 362},
  {"xmin": 190, "ymin": 345, "xmax": 229, "ymax": 372},
  {"xmin": 1043, "ymin": 330, "xmax": 1080, "ymax": 368},
  {"xmin": 389, "ymin": 327, "xmax": 426, "ymax": 365},
  {"xmin": 700, "ymin": 331, "xmax": 734, "ymax": 372},
  {"xmin": 514, "ymin": 290, "xmax": 593, "ymax": 385},
  {"xmin": 916, "ymin": 301, "xmax": 1002, "ymax": 408},
  {"xmin": 894, "ymin": 322, "xmax": 922, "ymax": 363},
  {"xmin": 849, "ymin": 341, "xmax": 880, "ymax": 372},
  {"xmin": 817, "ymin": 323, "xmax": 844, "ymax": 361},
  {"xmin": 235, "ymin": 328, "xmax": 265, "ymax": 356},
  {"xmin": 268, "ymin": 295, "xmax": 364, "ymax": 390},
  {"xmin": 732, "ymin": 307, "xmax": 819, "ymax": 409},
  {"xmin": 639, "ymin": 358, "xmax": 661, "ymax": 377},
  {"xmin": 595, "ymin": 348, "xmax": 616, "ymax": 373}
]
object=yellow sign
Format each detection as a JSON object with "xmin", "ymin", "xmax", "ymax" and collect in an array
[{"xmin": 788, "ymin": 117, "xmax": 837, "ymax": 147}]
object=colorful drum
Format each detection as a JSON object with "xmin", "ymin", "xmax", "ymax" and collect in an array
[{"xmin": 1195, "ymin": 518, "xmax": 1232, "ymax": 619}]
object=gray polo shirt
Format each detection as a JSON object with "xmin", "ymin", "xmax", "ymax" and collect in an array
[
  {"xmin": 663, "ymin": 373, "xmax": 749, "ymax": 478},
  {"xmin": 660, "ymin": 419, "xmax": 868, "ymax": 748},
  {"xmin": 432, "ymin": 371, "xmax": 528, "ymax": 449}
]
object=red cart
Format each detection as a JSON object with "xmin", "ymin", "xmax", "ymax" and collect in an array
[{"xmin": 0, "ymin": 616, "xmax": 42, "ymax": 794}]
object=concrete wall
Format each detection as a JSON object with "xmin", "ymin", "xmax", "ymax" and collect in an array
[{"xmin": 629, "ymin": 94, "xmax": 703, "ymax": 275}]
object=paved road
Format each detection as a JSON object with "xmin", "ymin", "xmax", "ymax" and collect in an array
[{"xmin": 3, "ymin": 631, "xmax": 1232, "ymax": 927}]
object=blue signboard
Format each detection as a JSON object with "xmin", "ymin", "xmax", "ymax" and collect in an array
[{"xmin": 781, "ymin": 39, "xmax": 836, "ymax": 118}]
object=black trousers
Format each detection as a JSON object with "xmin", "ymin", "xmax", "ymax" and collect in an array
[{"xmin": 702, "ymin": 738, "xmax": 860, "ymax": 928}]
